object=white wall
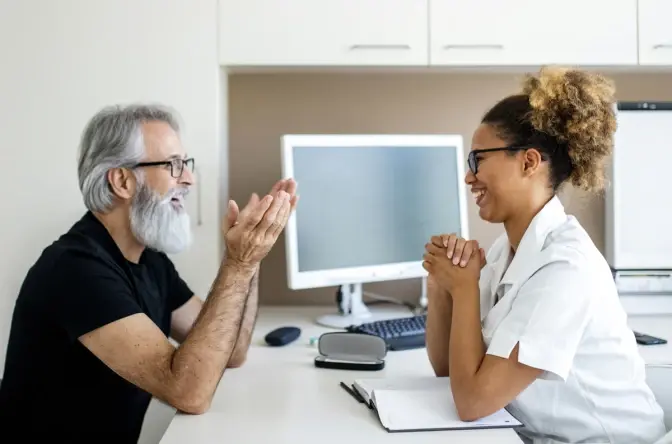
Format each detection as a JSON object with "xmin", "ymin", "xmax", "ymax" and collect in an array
[{"xmin": 0, "ymin": 0, "xmax": 223, "ymax": 372}]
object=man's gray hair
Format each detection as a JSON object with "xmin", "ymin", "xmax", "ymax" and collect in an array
[{"xmin": 77, "ymin": 104, "xmax": 181, "ymax": 213}]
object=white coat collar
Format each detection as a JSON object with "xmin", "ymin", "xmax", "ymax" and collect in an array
[{"xmin": 494, "ymin": 195, "xmax": 568, "ymax": 287}]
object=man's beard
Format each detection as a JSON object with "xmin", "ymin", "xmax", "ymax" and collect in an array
[{"xmin": 129, "ymin": 181, "xmax": 192, "ymax": 255}]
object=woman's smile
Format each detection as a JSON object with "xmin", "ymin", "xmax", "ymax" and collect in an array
[{"xmin": 471, "ymin": 188, "xmax": 487, "ymax": 207}]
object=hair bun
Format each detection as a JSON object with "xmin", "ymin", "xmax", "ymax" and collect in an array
[{"xmin": 522, "ymin": 66, "xmax": 617, "ymax": 192}]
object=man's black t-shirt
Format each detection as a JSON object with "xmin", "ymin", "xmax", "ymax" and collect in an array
[{"xmin": 0, "ymin": 212, "xmax": 194, "ymax": 443}]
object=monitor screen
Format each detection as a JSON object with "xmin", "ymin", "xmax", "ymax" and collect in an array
[
  {"xmin": 606, "ymin": 102, "xmax": 672, "ymax": 269},
  {"xmin": 282, "ymin": 135, "xmax": 468, "ymax": 289}
]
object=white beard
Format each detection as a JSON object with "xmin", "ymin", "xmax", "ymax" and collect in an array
[{"xmin": 129, "ymin": 181, "xmax": 192, "ymax": 254}]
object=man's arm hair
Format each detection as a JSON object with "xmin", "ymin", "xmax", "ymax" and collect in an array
[
  {"xmin": 168, "ymin": 267, "xmax": 258, "ymax": 367},
  {"xmin": 79, "ymin": 262, "xmax": 254, "ymax": 414},
  {"xmin": 227, "ymin": 265, "xmax": 259, "ymax": 367}
]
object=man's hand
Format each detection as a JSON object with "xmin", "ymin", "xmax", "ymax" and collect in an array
[
  {"xmin": 226, "ymin": 179, "xmax": 299, "ymax": 229},
  {"xmin": 223, "ymin": 191, "xmax": 291, "ymax": 269},
  {"xmin": 269, "ymin": 178, "xmax": 299, "ymax": 211},
  {"xmin": 223, "ymin": 178, "xmax": 298, "ymax": 269}
]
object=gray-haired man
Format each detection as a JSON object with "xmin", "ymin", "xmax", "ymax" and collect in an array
[{"xmin": 0, "ymin": 104, "xmax": 298, "ymax": 443}]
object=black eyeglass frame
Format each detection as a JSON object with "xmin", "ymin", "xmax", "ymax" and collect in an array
[
  {"xmin": 467, "ymin": 145, "xmax": 537, "ymax": 175},
  {"xmin": 133, "ymin": 157, "xmax": 195, "ymax": 178}
]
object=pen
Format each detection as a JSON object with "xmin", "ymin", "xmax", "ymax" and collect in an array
[{"xmin": 339, "ymin": 382, "xmax": 364, "ymax": 404}]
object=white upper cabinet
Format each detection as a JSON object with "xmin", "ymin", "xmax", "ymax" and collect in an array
[
  {"xmin": 219, "ymin": 0, "xmax": 429, "ymax": 66},
  {"xmin": 638, "ymin": 0, "xmax": 672, "ymax": 65},
  {"xmin": 429, "ymin": 0, "xmax": 638, "ymax": 66}
]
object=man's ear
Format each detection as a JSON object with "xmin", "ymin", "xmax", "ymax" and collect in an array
[
  {"xmin": 107, "ymin": 168, "xmax": 137, "ymax": 201},
  {"xmin": 522, "ymin": 148, "xmax": 543, "ymax": 177}
]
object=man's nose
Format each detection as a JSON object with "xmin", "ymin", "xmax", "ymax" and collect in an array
[{"xmin": 179, "ymin": 165, "xmax": 195, "ymax": 186}]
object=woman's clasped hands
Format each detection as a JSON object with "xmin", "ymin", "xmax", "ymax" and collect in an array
[{"xmin": 422, "ymin": 234, "xmax": 486, "ymax": 296}]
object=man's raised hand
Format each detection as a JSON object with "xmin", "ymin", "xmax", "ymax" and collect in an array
[
  {"xmin": 269, "ymin": 178, "xmax": 299, "ymax": 210},
  {"xmin": 224, "ymin": 190, "xmax": 292, "ymax": 270}
]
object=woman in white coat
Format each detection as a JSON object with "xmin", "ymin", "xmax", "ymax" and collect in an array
[{"xmin": 423, "ymin": 66, "xmax": 666, "ymax": 444}]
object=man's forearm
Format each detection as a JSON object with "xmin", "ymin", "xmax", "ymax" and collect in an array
[
  {"xmin": 169, "ymin": 261, "xmax": 255, "ymax": 411},
  {"xmin": 425, "ymin": 282, "xmax": 453, "ymax": 377},
  {"xmin": 228, "ymin": 266, "xmax": 259, "ymax": 367}
]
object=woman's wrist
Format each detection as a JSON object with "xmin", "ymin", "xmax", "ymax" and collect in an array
[{"xmin": 450, "ymin": 281, "xmax": 480, "ymax": 306}]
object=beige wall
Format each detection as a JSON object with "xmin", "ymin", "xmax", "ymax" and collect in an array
[{"xmin": 229, "ymin": 72, "xmax": 672, "ymax": 306}]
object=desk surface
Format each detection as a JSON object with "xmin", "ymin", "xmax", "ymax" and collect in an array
[{"xmin": 159, "ymin": 305, "xmax": 672, "ymax": 444}]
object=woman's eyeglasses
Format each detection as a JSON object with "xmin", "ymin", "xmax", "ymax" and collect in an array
[{"xmin": 467, "ymin": 145, "xmax": 533, "ymax": 175}]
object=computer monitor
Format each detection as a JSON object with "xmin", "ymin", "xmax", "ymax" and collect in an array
[{"xmin": 281, "ymin": 134, "xmax": 469, "ymax": 328}]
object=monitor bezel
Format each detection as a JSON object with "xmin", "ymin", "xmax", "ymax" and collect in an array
[{"xmin": 281, "ymin": 134, "xmax": 469, "ymax": 290}]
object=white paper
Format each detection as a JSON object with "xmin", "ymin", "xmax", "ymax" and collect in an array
[
  {"xmin": 359, "ymin": 377, "xmax": 521, "ymax": 432},
  {"xmin": 353, "ymin": 376, "xmax": 450, "ymax": 404}
]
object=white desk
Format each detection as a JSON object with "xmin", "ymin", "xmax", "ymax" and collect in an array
[
  {"xmin": 159, "ymin": 305, "xmax": 524, "ymax": 443},
  {"xmin": 159, "ymin": 306, "xmax": 672, "ymax": 444}
]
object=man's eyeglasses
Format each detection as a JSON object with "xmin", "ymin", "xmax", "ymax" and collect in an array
[
  {"xmin": 467, "ymin": 145, "xmax": 533, "ymax": 175},
  {"xmin": 134, "ymin": 157, "xmax": 195, "ymax": 178}
]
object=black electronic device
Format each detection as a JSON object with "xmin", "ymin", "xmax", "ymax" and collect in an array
[
  {"xmin": 264, "ymin": 326, "xmax": 301, "ymax": 346},
  {"xmin": 347, "ymin": 314, "xmax": 427, "ymax": 351},
  {"xmin": 634, "ymin": 330, "xmax": 667, "ymax": 346}
]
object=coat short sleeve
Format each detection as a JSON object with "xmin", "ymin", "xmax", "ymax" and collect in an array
[
  {"xmin": 50, "ymin": 251, "xmax": 143, "ymax": 341},
  {"xmin": 485, "ymin": 258, "xmax": 596, "ymax": 381}
]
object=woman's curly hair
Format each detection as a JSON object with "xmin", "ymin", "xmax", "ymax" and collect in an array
[{"xmin": 482, "ymin": 66, "xmax": 617, "ymax": 193}]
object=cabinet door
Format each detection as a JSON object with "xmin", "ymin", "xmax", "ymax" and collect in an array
[
  {"xmin": 219, "ymin": 0, "xmax": 429, "ymax": 66},
  {"xmin": 429, "ymin": 0, "xmax": 637, "ymax": 66},
  {"xmin": 638, "ymin": 0, "xmax": 672, "ymax": 65}
]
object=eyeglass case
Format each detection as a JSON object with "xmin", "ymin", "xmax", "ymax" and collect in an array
[{"xmin": 314, "ymin": 332, "xmax": 387, "ymax": 371}]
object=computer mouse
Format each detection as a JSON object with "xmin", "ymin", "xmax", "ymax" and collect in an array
[{"xmin": 264, "ymin": 326, "xmax": 301, "ymax": 347}]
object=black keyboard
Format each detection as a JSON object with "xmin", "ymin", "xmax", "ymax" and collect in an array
[{"xmin": 347, "ymin": 314, "xmax": 427, "ymax": 351}]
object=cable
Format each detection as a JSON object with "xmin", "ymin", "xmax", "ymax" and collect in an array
[{"xmin": 362, "ymin": 291, "xmax": 416, "ymax": 313}]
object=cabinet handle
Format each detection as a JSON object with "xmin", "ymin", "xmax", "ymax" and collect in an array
[
  {"xmin": 443, "ymin": 44, "xmax": 504, "ymax": 50},
  {"xmin": 349, "ymin": 44, "xmax": 411, "ymax": 50},
  {"xmin": 653, "ymin": 44, "xmax": 672, "ymax": 50}
]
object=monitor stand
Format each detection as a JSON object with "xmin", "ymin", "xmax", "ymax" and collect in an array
[
  {"xmin": 314, "ymin": 278, "xmax": 428, "ymax": 329},
  {"xmin": 315, "ymin": 283, "xmax": 371, "ymax": 329}
]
